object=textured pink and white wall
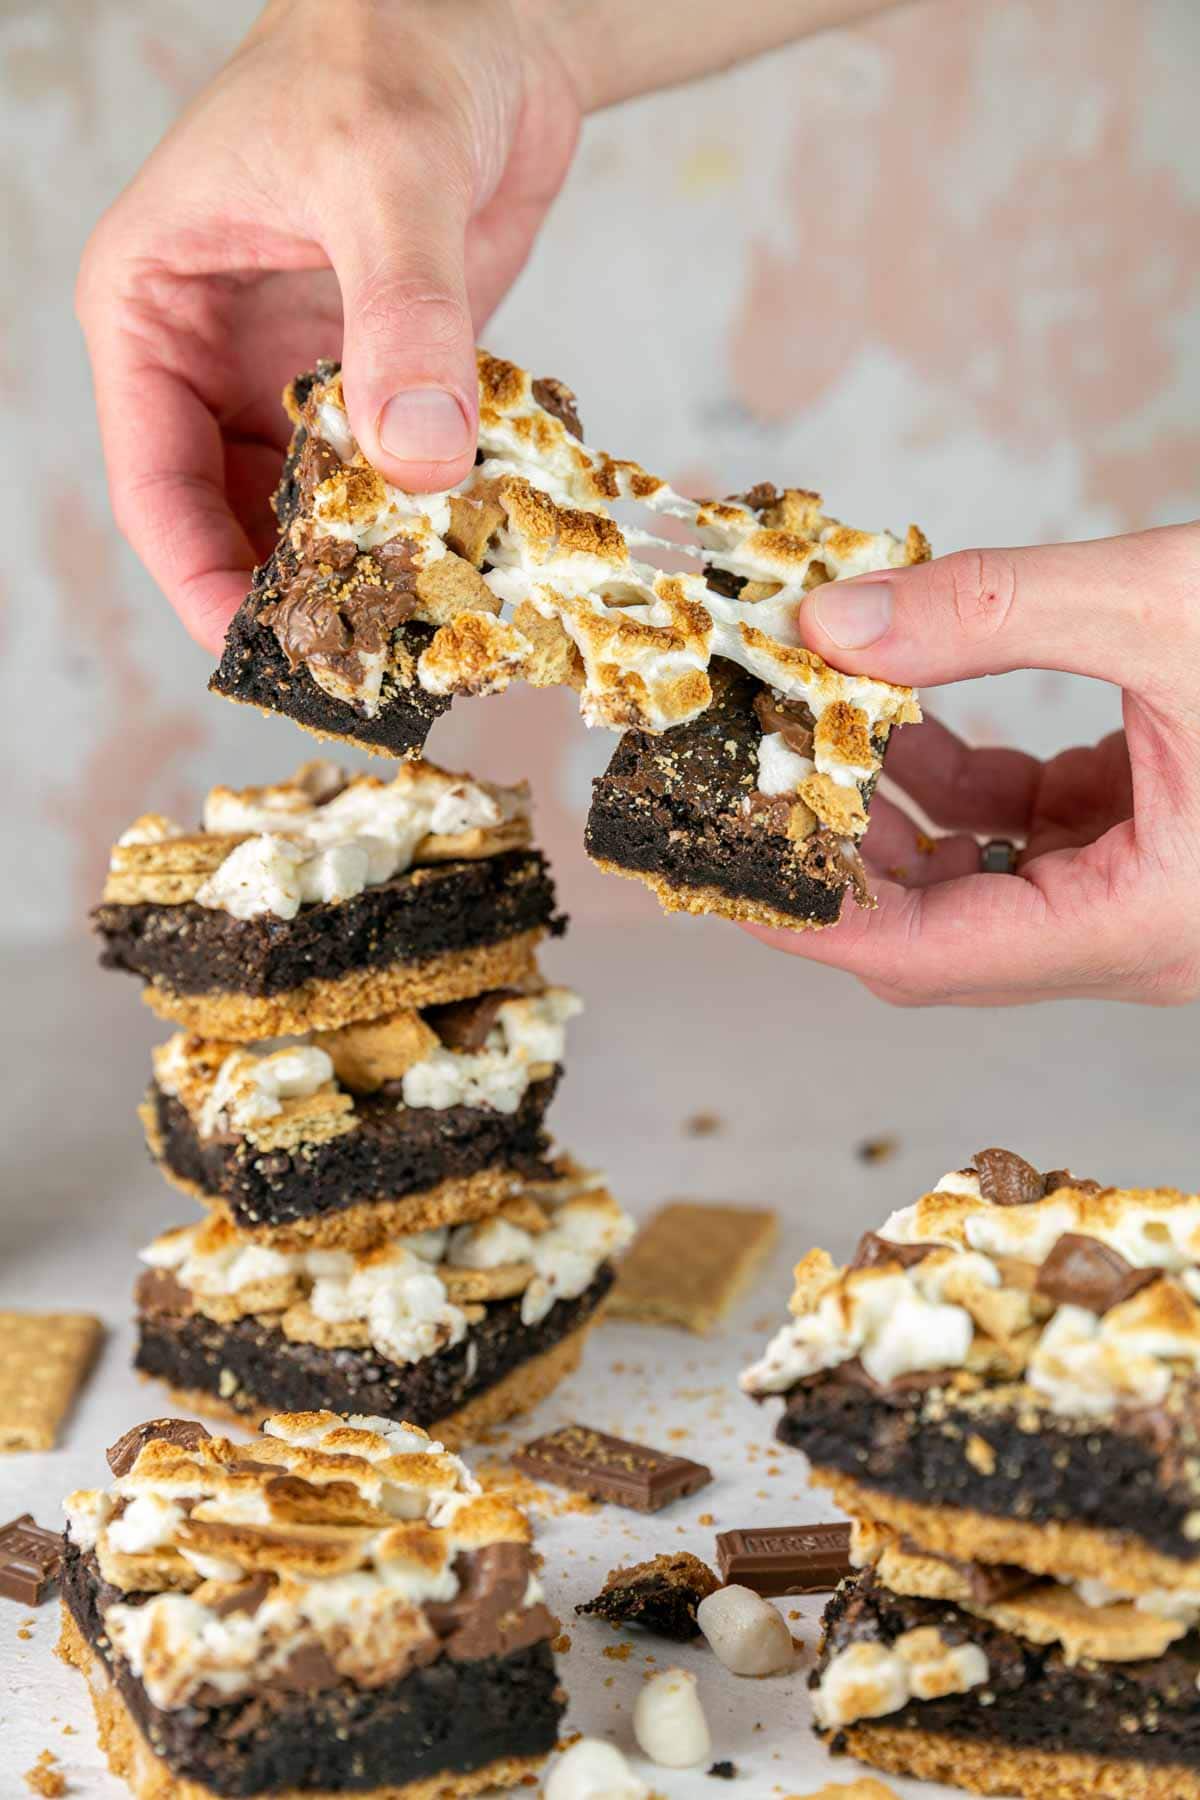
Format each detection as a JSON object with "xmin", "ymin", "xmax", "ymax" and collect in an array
[{"xmin": 1, "ymin": 0, "xmax": 1196, "ymax": 938}]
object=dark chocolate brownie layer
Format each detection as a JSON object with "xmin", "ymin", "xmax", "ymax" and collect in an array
[
  {"xmin": 93, "ymin": 850, "xmax": 564, "ymax": 999},
  {"xmin": 816, "ymin": 1571, "xmax": 1200, "ymax": 1768},
  {"xmin": 211, "ymin": 559, "xmax": 449, "ymax": 758},
  {"xmin": 585, "ymin": 664, "xmax": 861, "ymax": 925},
  {"xmin": 63, "ymin": 1543, "xmax": 562, "ymax": 1797},
  {"xmin": 779, "ymin": 1370, "xmax": 1200, "ymax": 1564},
  {"xmin": 210, "ymin": 377, "xmax": 452, "ymax": 758},
  {"xmin": 150, "ymin": 1074, "xmax": 559, "ymax": 1228},
  {"xmin": 136, "ymin": 1265, "xmax": 615, "ymax": 1427}
]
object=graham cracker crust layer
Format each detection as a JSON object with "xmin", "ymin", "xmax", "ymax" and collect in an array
[
  {"xmin": 142, "ymin": 1313, "xmax": 600, "ymax": 1447},
  {"xmin": 57, "ymin": 1606, "xmax": 549, "ymax": 1800},
  {"xmin": 839, "ymin": 1721, "xmax": 1200, "ymax": 1800},
  {"xmin": 589, "ymin": 856, "xmax": 834, "ymax": 932},
  {"xmin": 815, "ymin": 1466, "xmax": 1200, "ymax": 1596},
  {"xmin": 138, "ymin": 931, "xmax": 544, "ymax": 1041}
]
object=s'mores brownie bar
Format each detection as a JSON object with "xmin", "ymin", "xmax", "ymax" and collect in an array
[
  {"xmin": 59, "ymin": 1412, "xmax": 563, "ymax": 1799},
  {"xmin": 134, "ymin": 1164, "xmax": 632, "ymax": 1443},
  {"xmin": 212, "ymin": 352, "xmax": 925, "ymax": 930},
  {"xmin": 92, "ymin": 758, "xmax": 563, "ymax": 1040},
  {"xmin": 142, "ymin": 986, "xmax": 578, "ymax": 1247},
  {"xmin": 742, "ymin": 1149, "xmax": 1200, "ymax": 1799}
]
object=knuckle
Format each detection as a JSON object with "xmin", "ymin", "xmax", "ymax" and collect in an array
[{"xmin": 937, "ymin": 548, "xmax": 1018, "ymax": 645}]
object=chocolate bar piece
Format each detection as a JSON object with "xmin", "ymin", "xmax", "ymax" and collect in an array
[
  {"xmin": 60, "ymin": 1411, "xmax": 563, "ymax": 1799},
  {"xmin": 576, "ymin": 1552, "xmax": 721, "ymax": 1640},
  {"xmin": 142, "ymin": 992, "xmax": 577, "ymax": 1245},
  {"xmin": 513, "ymin": 1425, "xmax": 711, "ymax": 1512},
  {"xmin": 0, "ymin": 1514, "xmax": 63, "ymax": 1605},
  {"xmin": 92, "ymin": 759, "xmax": 562, "ymax": 1041},
  {"xmin": 715, "ymin": 1523, "xmax": 852, "ymax": 1596},
  {"xmin": 212, "ymin": 355, "xmax": 925, "ymax": 932}
]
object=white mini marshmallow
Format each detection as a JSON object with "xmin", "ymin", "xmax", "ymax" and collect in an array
[
  {"xmin": 632, "ymin": 1667, "xmax": 712, "ymax": 1768},
  {"xmin": 544, "ymin": 1737, "xmax": 649, "ymax": 1800},
  {"xmin": 696, "ymin": 1584, "xmax": 794, "ymax": 1676}
]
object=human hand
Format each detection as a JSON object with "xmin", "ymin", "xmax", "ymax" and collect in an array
[
  {"xmin": 746, "ymin": 523, "xmax": 1200, "ymax": 1006},
  {"xmin": 76, "ymin": 0, "xmax": 582, "ymax": 654}
]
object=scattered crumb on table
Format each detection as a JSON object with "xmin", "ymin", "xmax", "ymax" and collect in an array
[{"xmin": 24, "ymin": 1751, "xmax": 67, "ymax": 1796}]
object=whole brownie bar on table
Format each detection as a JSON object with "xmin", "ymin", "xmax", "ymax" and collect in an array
[
  {"xmin": 211, "ymin": 352, "xmax": 927, "ymax": 930},
  {"xmin": 58, "ymin": 1412, "xmax": 564, "ymax": 1800},
  {"xmin": 91, "ymin": 757, "xmax": 564, "ymax": 1040},
  {"xmin": 741, "ymin": 1148, "xmax": 1200, "ymax": 1799},
  {"xmin": 140, "ymin": 985, "xmax": 579, "ymax": 1247},
  {"xmin": 133, "ymin": 1162, "xmax": 631, "ymax": 1444}
]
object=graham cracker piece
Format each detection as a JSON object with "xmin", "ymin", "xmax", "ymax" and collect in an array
[
  {"xmin": 608, "ymin": 1201, "xmax": 778, "ymax": 1333},
  {"xmin": 589, "ymin": 858, "xmax": 841, "ymax": 931},
  {"xmin": 0, "ymin": 1313, "xmax": 104, "ymax": 1452},
  {"xmin": 800, "ymin": 1782, "xmax": 900, "ymax": 1800}
]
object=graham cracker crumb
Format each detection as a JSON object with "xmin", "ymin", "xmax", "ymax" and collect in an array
[{"xmin": 23, "ymin": 1752, "xmax": 67, "ymax": 1797}]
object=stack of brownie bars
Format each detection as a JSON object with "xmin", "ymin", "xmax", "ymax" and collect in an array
[
  {"xmin": 91, "ymin": 753, "xmax": 632, "ymax": 1443},
  {"xmin": 743, "ymin": 1148, "xmax": 1200, "ymax": 1800}
]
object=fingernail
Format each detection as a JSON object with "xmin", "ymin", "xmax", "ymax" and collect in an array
[
  {"xmin": 809, "ymin": 580, "xmax": 893, "ymax": 649},
  {"xmin": 378, "ymin": 388, "xmax": 471, "ymax": 464}
]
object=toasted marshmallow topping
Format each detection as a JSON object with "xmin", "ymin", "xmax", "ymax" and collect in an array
[
  {"xmin": 63, "ymin": 1412, "xmax": 549, "ymax": 1711},
  {"xmin": 813, "ymin": 1631, "xmax": 988, "ymax": 1729},
  {"xmin": 104, "ymin": 757, "xmax": 530, "ymax": 920},
  {"xmin": 400, "ymin": 989, "xmax": 581, "ymax": 1114},
  {"xmin": 141, "ymin": 1164, "xmax": 631, "ymax": 1351},
  {"xmin": 743, "ymin": 1161, "xmax": 1200, "ymax": 1426},
  {"xmin": 286, "ymin": 354, "xmax": 924, "ymax": 840}
]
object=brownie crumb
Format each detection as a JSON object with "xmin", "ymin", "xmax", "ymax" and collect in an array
[
  {"xmin": 684, "ymin": 1111, "xmax": 723, "ymax": 1137},
  {"xmin": 857, "ymin": 1135, "xmax": 898, "ymax": 1164},
  {"xmin": 708, "ymin": 1761, "xmax": 737, "ymax": 1779},
  {"xmin": 24, "ymin": 1751, "xmax": 67, "ymax": 1797},
  {"xmin": 577, "ymin": 1551, "xmax": 721, "ymax": 1641}
]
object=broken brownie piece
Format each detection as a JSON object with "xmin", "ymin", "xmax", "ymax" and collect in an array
[
  {"xmin": 212, "ymin": 353, "xmax": 925, "ymax": 930},
  {"xmin": 141, "ymin": 986, "xmax": 579, "ymax": 1246},
  {"xmin": 134, "ymin": 1162, "xmax": 632, "ymax": 1444},
  {"xmin": 577, "ymin": 1552, "xmax": 721, "ymax": 1641},
  {"xmin": 91, "ymin": 757, "xmax": 564, "ymax": 1040},
  {"xmin": 59, "ymin": 1411, "xmax": 564, "ymax": 1798},
  {"xmin": 741, "ymin": 1152, "xmax": 1200, "ymax": 1798}
]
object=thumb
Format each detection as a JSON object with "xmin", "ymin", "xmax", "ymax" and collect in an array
[
  {"xmin": 326, "ymin": 166, "xmax": 478, "ymax": 493},
  {"xmin": 796, "ymin": 524, "xmax": 1200, "ymax": 699}
]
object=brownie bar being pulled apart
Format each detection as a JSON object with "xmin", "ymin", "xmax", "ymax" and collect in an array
[
  {"xmin": 211, "ymin": 353, "xmax": 925, "ymax": 931},
  {"xmin": 141, "ymin": 985, "xmax": 579, "ymax": 1244},
  {"xmin": 811, "ymin": 1571, "xmax": 1200, "ymax": 1800},
  {"xmin": 59, "ymin": 1413, "xmax": 563, "ymax": 1799},
  {"xmin": 91, "ymin": 758, "xmax": 564, "ymax": 1040}
]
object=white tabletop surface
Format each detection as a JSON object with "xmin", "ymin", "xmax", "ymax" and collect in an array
[{"xmin": 2, "ymin": 921, "xmax": 1197, "ymax": 1798}]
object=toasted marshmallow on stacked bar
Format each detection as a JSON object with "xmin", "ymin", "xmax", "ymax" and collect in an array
[
  {"xmin": 93, "ymin": 758, "xmax": 630, "ymax": 1443},
  {"xmin": 211, "ymin": 354, "xmax": 927, "ymax": 931},
  {"xmin": 742, "ymin": 1149, "xmax": 1200, "ymax": 1800},
  {"xmin": 58, "ymin": 1413, "xmax": 563, "ymax": 1800}
]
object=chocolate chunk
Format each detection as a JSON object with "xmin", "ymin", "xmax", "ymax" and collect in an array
[
  {"xmin": 708, "ymin": 1763, "xmax": 737, "ymax": 1780},
  {"xmin": 576, "ymin": 1552, "xmax": 721, "ymax": 1641},
  {"xmin": 425, "ymin": 989, "xmax": 521, "ymax": 1052},
  {"xmin": 974, "ymin": 1147, "xmax": 1046, "ymax": 1206},
  {"xmin": 106, "ymin": 1417, "xmax": 211, "ymax": 1478},
  {"xmin": 133, "ymin": 1268, "xmax": 193, "ymax": 1318},
  {"xmin": 1035, "ymin": 1233, "xmax": 1159, "ymax": 1315},
  {"xmin": 715, "ymin": 1523, "xmax": 852, "ymax": 1596},
  {"xmin": 0, "ymin": 1515, "xmax": 63, "ymax": 1606},
  {"xmin": 513, "ymin": 1425, "xmax": 711, "ymax": 1513},
  {"xmin": 531, "ymin": 375, "xmax": 584, "ymax": 440},
  {"xmin": 849, "ymin": 1232, "xmax": 943, "ymax": 1273},
  {"xmin": 1043, "ymin": 1170, "xmax": 1104, "ymax": 1197},
  {"xmin": 834, "ymin": 1358, "xmax": 951, "ymax": 1399},
  {"xmin": 427, "ymin": 1543, "xmax": 553, "ymax": 1661},
  {"xmin": 208, "ymin": 1573, "xmax": 274, "ymax": 1619},
  {"xmin": 896, "ymin": 1535, "xmax": 1035, "ymax": 1605},
  {"xmin": 752, "ymin": 688, "xmax": 816, "ymax": 757}
]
